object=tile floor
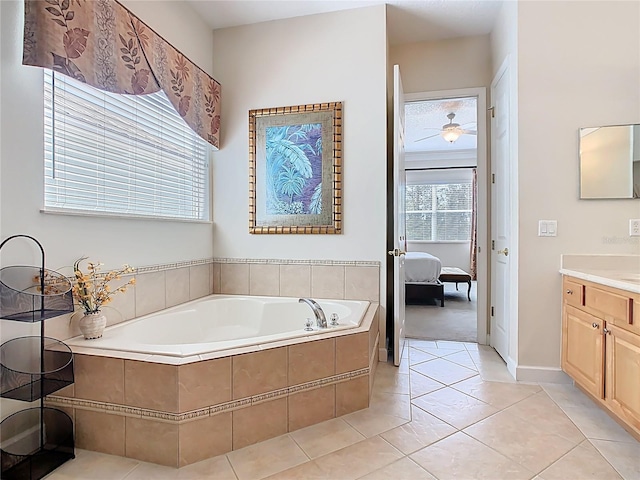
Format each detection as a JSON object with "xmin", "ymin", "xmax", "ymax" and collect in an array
[{"xmin": 45, "ymin": 340, "xmax": 640, "ymax": 480}]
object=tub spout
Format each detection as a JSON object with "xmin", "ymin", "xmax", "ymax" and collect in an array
[{"xmin": 299, "ymin": 298, "xmax": 327, "ymax": 328}]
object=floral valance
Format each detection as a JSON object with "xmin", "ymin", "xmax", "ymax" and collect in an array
[{"xmin": 23, "ymin": 0, "xmax": 221, "ymax": 149}]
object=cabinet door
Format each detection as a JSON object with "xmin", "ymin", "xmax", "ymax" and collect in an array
[
  {"xmin": 562, "ymin": 305, "xmax": 604, "ymax": 399},
  {"xmin": 605, "ymin": 323, "xmax": 640, "ymax": 433}
]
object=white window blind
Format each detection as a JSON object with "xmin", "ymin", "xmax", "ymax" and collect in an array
[
  {"xmin": 44, "ymin": 70, "xmax": 210, "ymax": 221},
  {"xmin": 406, "ymin": 182, "xmax": 473, "ymax": 241}
]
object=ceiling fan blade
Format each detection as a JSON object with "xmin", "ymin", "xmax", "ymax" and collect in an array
[
  {"xmin": 414, "ymin": 132, "xmax": 440, "ymax": 142},
  {"xmin": 461, "ymin": 130, "xmax": 477, "ymax": 135}
]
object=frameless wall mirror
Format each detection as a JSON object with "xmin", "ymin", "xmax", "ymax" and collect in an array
[{"xmin": 579, "ymin": 124, "xmax": 640, "ymax": 199}]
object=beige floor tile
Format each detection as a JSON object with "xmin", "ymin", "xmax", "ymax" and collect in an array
[
  {"xmin": 408, "ymin": 347, "xmax": 437, "ymax": 366},
  {"xmin": 263, "ymin": 461, "xmax": 327, "ymax": 479},
  {"xmin": 358, "ymin": 457, "xmax": 437, "ymax": 480},
  {"xmin": 369, "ymin": 391, "xmax": 411, "ymax": 420},
  {"xmin": 464, "ymin": 410, "xmax": 578, "ymax": 473},
  {"xmin": 505, "ymin": 391, "xmax": 585, "ymax": 444},
  {"xmin": 540, "ymin": 383, "xmax": 600, "ymax": 409},
  {"xmin": 313, "ymin": 436, "xmax": 403, "ymax": 480},
  {"xmin": 380, "ymin": 405, "xmax": 456, "ymax": 454},
  {"xmin": 408, "ymin": 339, "xmax": 438, "ymax": 350},
  {"xmin": 289, "ymin": 418, "xmax": 365, "ymax": 459},
  {"xmin": 436, "ymin": 340, "xmax": 468, "ymax": 350},
  {"xmin": 562, "ymin": 405, "xmax": 638, "ymax": 443},
  {"xmin": 343, "ymin": 408, "xmax": 410, "ymax": 437},
  {"xmin": 48, "ymin": 449, "xmax": 139, "ymax": 480},
  {"xmin": 539, "ymin": 441, "xmax": 622, "ymax": 480},
  {"xmin": 227, "ymin": 434, "xmax": 309, "ymax": 480},
  {"xmin": 397, "ymin": 358, "xmax": 410, "ymax": 373},
  {"xmin": 412, "ymin": 387, "xmax": 498, "ymax": 429},
  {"xmin": 475, "ymin": 360, "xmax": 516, "ymax": 383},
  {"xmin": 410, "ymin": 432, "xmax": 534, "ymax": 480},
  {"xmin": 124, "ymin": 454, "xmax": 238, "ymax": 479},
  {"xmin": 441, "ymin": 350, "xmax": 479, "ymax": 371},
  {"xmin": 372, "ymin": 369, "xmax": 410, "ymax": 395},
  {"xmin": 411, "ymin": 358, "xmax": 478, "ymax": 385},
  {"xmin": 591, "ymin": 439, "xmax": 640, "ymax": 480},
  {"xmin": 452, "ymin": 375, "xmax": 541, "ymax": 409},
  {"xmin": 464, "ymin": 342, "xmax": 480, "ymax": 351},
  {"xmin": 410, "ymin": 371, "xmax": 445, "ymax": 398}
]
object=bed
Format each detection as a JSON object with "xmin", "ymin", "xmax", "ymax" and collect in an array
[{"xmin": 404, "ymin": 252, "xmax": 445, "ymax": 307}]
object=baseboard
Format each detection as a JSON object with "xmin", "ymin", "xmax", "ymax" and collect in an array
[
  {"xmin": 515, "ymin": 365, "xmax": 572, "ymax": 384},
  {"xmin": 379, "ymin": 347, "xmax": 388, "ymax": 362}
]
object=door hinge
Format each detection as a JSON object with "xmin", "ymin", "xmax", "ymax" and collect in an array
[
  {"xmin": 491, "ymin": 306, "xmax": 495, "ymax": 316},
  {"xmin": 492, "ymin": 240, "xmax": 495, "ymax": 250},
  {"xmin": 488, "ymin": 106, "xmax": 495, "ymax": 118},
  {"xmin": 492, "ymin": 173, "xmax": 495, "ymax": 184}
]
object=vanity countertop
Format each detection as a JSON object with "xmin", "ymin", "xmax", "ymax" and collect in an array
[
  {"xmin": 559, "ymin": 268, "xmax": 640, "ymax": 294},
  {"xmin": 560, "ymin": 254, "xmax": 640, "ymax": 294}
]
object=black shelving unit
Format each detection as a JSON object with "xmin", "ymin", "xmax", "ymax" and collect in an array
[{"xmin": 0, "ymin": 235, "xmax": 76, "ymax": 480}]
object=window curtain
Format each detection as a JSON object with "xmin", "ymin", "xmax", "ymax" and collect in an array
[
  {"xmin": 469, "ymin": 168, "xmax": 478, "ymax": 280},
  {"xmin": 22, "ymin": 0, "xmax": 221, "ymax": 149}
]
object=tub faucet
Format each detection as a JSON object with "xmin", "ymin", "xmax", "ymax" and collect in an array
[{"xmin": 299, "ymin": 298, "xmax": 327, "ymax": 328}]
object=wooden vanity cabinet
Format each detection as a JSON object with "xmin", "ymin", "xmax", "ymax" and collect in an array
[{"xmin": 561, "ymin": 276, "xmax": 640, "ymax": 439}]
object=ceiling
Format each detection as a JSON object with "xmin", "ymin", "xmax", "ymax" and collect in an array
[
  {"xmin": 186, "ymin": 0, "xmax": 504, "ymax": 45},
  {"xmin": 405, "ymin": 97, "xmax": 477, "ymax": 153}
]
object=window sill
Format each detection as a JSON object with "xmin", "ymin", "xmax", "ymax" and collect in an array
[{"xmin": 41, "ymin": 208, "xmax": 213, "ymax": 224}]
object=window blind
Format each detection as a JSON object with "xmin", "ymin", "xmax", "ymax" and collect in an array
[
  {"xmin": 44, "ymin": 70, "xmax": 210, "ymax": 221},
  {"xmin": 406, "ymin": 182, "xmax": 472, "ymax": 241}
]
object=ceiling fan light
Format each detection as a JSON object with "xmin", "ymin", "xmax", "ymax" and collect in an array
[{"xmin": 441, "ymin": 128, "xmax": 461, "ymax": 143}]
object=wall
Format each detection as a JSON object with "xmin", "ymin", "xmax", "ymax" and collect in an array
[
  {"xmin": 210, "ymin": 7, "xmax": 388, "ymax": 352},
  {"xmin": 0, "ymin": 0, "xmax": 215, "ymax": 419},
  {"xmin": 517, "ymin": 1, "xmax": 640, "ymax": 372},
  {"xmin": 389, "ymin": 35, "xmax": 492, "ymax": 94}
]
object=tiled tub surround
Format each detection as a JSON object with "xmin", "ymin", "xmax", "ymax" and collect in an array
[
  {"xmin": 45, "ymin": 303, "xmax": 380, "ymax": 468},
  {"xmin": 43, "ymin": 259, "xmax": 215, "ymax": 341}
]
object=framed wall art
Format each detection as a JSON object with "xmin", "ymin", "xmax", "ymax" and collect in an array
[{"xmin": 249, "ymin": 102, "xmax": 342, "ymax": 234}]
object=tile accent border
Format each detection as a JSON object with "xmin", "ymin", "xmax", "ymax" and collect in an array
[
  {"xmin": 214, "ymin": 257, "xmax": 380, "ymax": 267},
  {"xmin": 134, "ymin": 258, "xmax": 214, "ymax": 274},
  {"xmin": 45, "ymin": 367, "xmax": 369, "ymax": 425}
]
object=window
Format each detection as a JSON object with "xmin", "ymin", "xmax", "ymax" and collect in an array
[
  {"xmin": 406, "ymin": 182, "xmax": 472, "ymax": 241},
  {"xmin": 44, "ymin": 71, "xmax": 210, "ymax": 221}
]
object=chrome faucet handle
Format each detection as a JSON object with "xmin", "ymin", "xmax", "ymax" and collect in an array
[
  {"xmin": 330, "ymin": 313, "xmax": 339, "ymax": 327},
  {"xmin": 304, "ymin": 318, "xmax": 314, "ymax": 331}
]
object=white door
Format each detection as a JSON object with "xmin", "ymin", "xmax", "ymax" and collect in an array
[
  {"xmin": 391, "ymin": 65, "xmax": 407, "ymax": 367},
  {"xmin": 490, "ymin": 60, "xmax": 511, "ymax": 362}
]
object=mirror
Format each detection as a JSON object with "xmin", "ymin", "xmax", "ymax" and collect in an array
[{"xmin": 579, "ymin": 124, "xmax": 640, "ymax": 199}]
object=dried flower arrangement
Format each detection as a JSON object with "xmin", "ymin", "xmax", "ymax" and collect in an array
[{"xmin": 72, "ymin": 257, "xmax": 135, "ymax": 314}]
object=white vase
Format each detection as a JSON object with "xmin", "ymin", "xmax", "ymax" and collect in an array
[{"xmin": 79, "ymin": 311, "xmax": 107, "ymax": 339}]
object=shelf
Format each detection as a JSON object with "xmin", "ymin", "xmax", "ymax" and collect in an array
[
  {"xmin": 0, "ymin": 337, "xmax": 74, "ymax": 402},
  {"xmin": 0, "ymin": 407, "xmax": 75, "ymax": 480},
  {"xmin": 0, "ymin": 266, "xmax": 74, "ymax": 322}
]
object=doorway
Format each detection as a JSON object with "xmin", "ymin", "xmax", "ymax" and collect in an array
[{"xmin": 402, "ymin": 88, "xmax": 488, "ymax": 346}]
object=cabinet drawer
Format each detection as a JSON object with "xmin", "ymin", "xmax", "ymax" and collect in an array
[
  {"xmin": 585, "ymin": 286, "xmax": 632, "ymax": 324},
  {"xmin": 563, "ymin": 278, "xmax": 584, "ymax": 307}
]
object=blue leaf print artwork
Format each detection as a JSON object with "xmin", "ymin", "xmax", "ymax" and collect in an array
[{"xmin": 265, "ymin": 123, "xmax": 322, "ymax": 215}]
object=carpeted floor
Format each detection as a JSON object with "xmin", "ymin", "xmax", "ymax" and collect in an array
[{"xmin": 405, "ymin": 281, "xmax": 477, "ymax": 342}]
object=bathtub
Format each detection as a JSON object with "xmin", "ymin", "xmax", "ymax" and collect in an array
[{"xmin": 66, "ymin": 295, "xmax": 370, "ymax": 358}]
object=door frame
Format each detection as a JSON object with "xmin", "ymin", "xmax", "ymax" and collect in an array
[{"xmin": 403, "ymin": 87, "xmax": 488, "ymax": 345}]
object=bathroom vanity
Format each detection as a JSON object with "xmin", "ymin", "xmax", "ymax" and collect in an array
[{"xmin": 560, "ymin": 255, "xmax": 640, "ymax": 440}]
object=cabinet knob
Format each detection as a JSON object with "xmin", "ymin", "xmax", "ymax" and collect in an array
[
  {"xmin": 603, "ymin": 328, "xmax": 611, "ymax": 335},
  {"xmin": 592, "ymin": 322, "xmax": 599, "ymax": 328},
  {"xmin": 566, "ymin": 289, "xmax": 573, "ymax": 295}
]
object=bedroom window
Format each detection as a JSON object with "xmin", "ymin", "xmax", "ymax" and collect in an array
[
  {"xmin": 43, "ymin": 71, "xmax": 210, "ymax": 221},
  {"xmin": 406, "ymin": 182, "xmax": 472, "ymax": 241}
]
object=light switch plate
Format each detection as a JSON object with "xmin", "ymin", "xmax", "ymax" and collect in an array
[
  {"xmin": 538, "ymin": 220, "xmax": 557, "ymax": 237},
  {"xmin": 630, "ymin": 219, "xmax": 640, "ymax": 236}
]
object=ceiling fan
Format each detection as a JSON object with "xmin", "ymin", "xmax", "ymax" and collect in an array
[{"xmin": 415, "ymin": 112, "xmax": 477, "ymax": 143}]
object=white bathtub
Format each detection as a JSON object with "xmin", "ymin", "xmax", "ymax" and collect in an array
[{"xmin": 66, "ymin": 295, "xmax": 370, "ymax": 358}]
